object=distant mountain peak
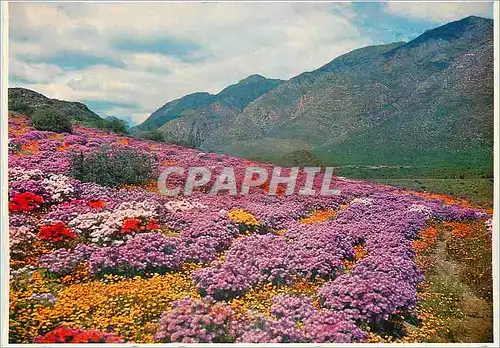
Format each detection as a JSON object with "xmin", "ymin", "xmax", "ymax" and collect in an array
[
  {"xmin": 239, "ymin": 74, "xmax": 270, "ymax": 83},
  {"xmin": 384, "ymin": 15, "xmax": 492, "ymax": 58},
  {"xmin": 409, "ymin": 15, "xmax": 492, "ymax": 45}
]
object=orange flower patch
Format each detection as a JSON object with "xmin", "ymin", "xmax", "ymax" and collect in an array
[
  {"xmin": 413, "ymin": 226, "xmax": 439, "ymax": 254},
  {"xmin": 88, "ymin": 200, "xmax": 107, "ymax": 209},
  {"xmin": 48, "ymin": 133, "xmax": 64, "ymax": 141},
  {"xmin": 444, "ymin": 220, "xmax": 487, "ymax": 239},
  {"xmin": 8, "ymin": 116, "xmax": 30, "ymax": 136},
  {"xmin": 353, "ymin": 245, "xmax": 368, "ymax": 261},
  {"xmin": 343, "ymin": 245, "xmax": 368, "ymax": 271},
  {"xmin": 21, "ymin": 141, "xmax": 39, "ymax": 154},
  {"xmin": 162, "ymin": 160, "xmax": 178, "ymax": 166},
  {"xmin": 61, "ymin": 263, "xmax": 91, "ymax": 285},
  {"xmin": 262, "ymin": 182, "xmax": 287, "ymax": 196},
  {"xmin": 300, "ymin": 209, "xmax": 336, "ymax": 224},
  {"xmin": 394, "ymin": 190, "xmax": 489, "ymax": 213},
  {"xmin": 57, "ymin": 142, "xmax": 70, "ymax": 151},
  {"xmin": 119, "ymin": 138, "xmax": 129, "ymax": 145}
]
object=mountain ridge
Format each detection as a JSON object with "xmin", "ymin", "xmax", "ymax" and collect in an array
[
  {"xmin": 132, "ymin": 74, "xmax": 283, "ymax": 134},
  {"xmin": 8, "ymin": 87, "xmax": 105, "ymax": 126},
  {"xmin": 141, "ymin": 15, "xmax": 492, "ymax": 169}
]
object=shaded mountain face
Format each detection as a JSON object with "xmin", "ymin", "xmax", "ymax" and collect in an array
[
  {"xmin": 135, "ymin": 92, "xmax": 215, "ymax": 131},
  {"xmin": 128, "ymin": 16, "xmax": 494, "ymax": 169},
  {"xmin": 202, "ymin": 16, "xmax": 493, "ymax": 168},
  {"xmin": 8, "ymin": 88, "xmax": 104, "ymax": 126},
  {"xmin": 132, "ymin": 74, "xmax": 283, "ymax": 146}
]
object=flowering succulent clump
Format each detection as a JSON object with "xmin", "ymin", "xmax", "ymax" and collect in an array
[
  {"xmin": 155, "ymin": 297, "xmax": 235, "ymax": 343},
  {"xmin": 88, "ymin": 232, "xmax": 185, "ymax": 276},
  {"xmin": 193, "ymin": 234, "xmax": 296, "ymax": 299},
  {"xmin": 7, "ymin": 116, "xmax": 491, "ymax": 343}
]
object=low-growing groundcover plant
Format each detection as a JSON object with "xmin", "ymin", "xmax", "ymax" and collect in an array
[
  {"xmin": 69, "ymin": 146, "xmax": 156, "ymax": 188},
  {"xmin": 7, "ymin": 115, "xmax": 493, "ymax": 343}
]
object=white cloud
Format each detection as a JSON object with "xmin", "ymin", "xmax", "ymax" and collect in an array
[
  {"xmin": 9, "ymin": 57, "xmax": 64, "ymax": 84},
  {"xmin": 385, "ymin": 2, "xmax": 493, "ymax": 23},
  {"xmin": 9, "ymin": 2, "xmax": 371, "ymax": 125}
]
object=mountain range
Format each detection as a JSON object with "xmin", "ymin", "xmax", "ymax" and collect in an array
[
  {"xmin": 9, "ymin": 16, "xmax": 493, "ymax": 172},
  {"xmin": 133, "ymin": 15, "xmax": 494, "ymax": 170}
]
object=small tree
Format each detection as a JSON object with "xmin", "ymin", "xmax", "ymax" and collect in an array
[
  {"xmin": 31, "ymin": 107, "xmax": 72, "ymax": 133},
  {"xmin": 70, "ymin": 146, "xmax": 156, "ymax": 187}
]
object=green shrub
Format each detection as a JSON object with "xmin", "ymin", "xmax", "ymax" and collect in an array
[
  {"xmin": 282, "ymin": 149, "xmax": 323, "ymax": 167},
  {"xmin": 142, "ymin": 129, "xmax": 165, "ymax": 142},
  {"xmin": 105, "ymin": 117, "xmax": 128, "ymax": 134},
  {"xmin": 30, "ymin": 107, "xmax": 73, "ymax": 133},
  {"xmin": 70, "ymin": 147, "xmax": 156, "ymax": 187},
  {"xmin": 8, "ymin": 100, "xmax": 34, "ymax": 115}
]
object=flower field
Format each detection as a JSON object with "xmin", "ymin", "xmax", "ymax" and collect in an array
[{"xmin": 7, "ymin": 115, "xmax": 493, "ymax": 343}]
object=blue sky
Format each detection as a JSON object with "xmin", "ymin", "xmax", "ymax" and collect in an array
[{"xmin": 9, "ymin": 1, "xmax": 494, "ymax": 126}]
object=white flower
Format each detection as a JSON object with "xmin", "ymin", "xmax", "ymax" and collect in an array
[
  {"xmin": 8, "ymin": 167, "xmax": 43, "ymax": 183},
  {"xmin": 165, "ymin": 199, "xmax": 208, "ymax": 212},
  {"xmin": 41, "ymin": 174, "xmax": 75, "ymax": 202},
  {"xmin": 408, "ymin": 204, "xmax": 433, "ymax": 218},
  {"xmin": 68, "ymin": 200, "xmax": 158, "ymax": 244},
  {"xmin": 485, "ymin": 218, "xmax": 492, "ymax": 233},
  {"xmin": 350, "ymin": 198, "xmax": 373, "ymax": 206}
]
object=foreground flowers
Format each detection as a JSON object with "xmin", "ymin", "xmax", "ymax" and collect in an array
[
  {"xmin": 9, "ymin": 192, "xmax": 43, "ymax": 212},
  {"xmin": 37, "ymin": 222, "xmax": 76, "ymax": 243},
  {"xmin": 34, "ymin": 327, "xmax": 124, "ymax": 343},
  {"xmin": 7, "ymin": 115, "xmax": 492, "ymax": 343}
]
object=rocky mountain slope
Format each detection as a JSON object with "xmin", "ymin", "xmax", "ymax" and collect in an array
[
  {"xmin": 139, "ymin": 16, "xmax": 493, "ymax": 169},
  {"xmin": 8, "ymin": 88, "xmax": 105, "ymax": 127},
  {"xmin": 132, "ymin": 74, "xmax": 283, "ymax": 147}
]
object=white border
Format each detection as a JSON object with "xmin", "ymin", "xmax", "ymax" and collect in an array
[
  {"xmin": 0, "ymin": 1, "xmax": 499, "ymax": 347},
  {"xmin": 1, "ymin": 1, "xmax": 10, "ymax": 347}
]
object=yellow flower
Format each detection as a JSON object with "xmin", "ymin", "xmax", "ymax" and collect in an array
[
  {"xmin": 10, "ymin": 272, "xmax": 199, "ymax": 343},
  {"xmin": 228, "ymin": 209, "xmax": 260, "ymax": 226}
]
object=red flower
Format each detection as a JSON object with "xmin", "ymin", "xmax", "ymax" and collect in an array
[
  {"xmin": 122, "ymin": 218, "xmax": 142, "ymax": 234},
  {"xmin": 72, "ymin": 331, "xmax": 105, "ymax": 343},
  {"xmin": 8, "ymin": 192, "xmax": 43, "ymax": 212},
  {"xmin": 34, "ymin": 327, "xmax": 124, "ymax": 343},
  {"xmin": 37, "ymin": 222, "xmax": 76, "ymax": 242},
  {"xmin": 146, "ymin": 218, "xmax": 160, "ymax": 231},
  {"xmin": 88, "ymin": 200, "xmax": 107, "ymax": 209},
  {"xmin": 34, "ymin": 326, "xmax": 79, "ymax": 343}
]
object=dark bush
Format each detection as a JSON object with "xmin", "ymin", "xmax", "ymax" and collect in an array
[
  {"xmin": 142, "ymin": 129, "xmax": 165, "ymax": 142},
  {"xmin": 8, "ymin": 100, "xmax": 34, "ymax": 115},
  {"xmin": 70, "ymin": 146, "xmax": 156, "ymax": 187},
  {"xmin": 104, "ymin": 117, "xmax": 128, "ymax": 134},
  {"xmin": 282, "ymin": 149, "xmax": 323, "ymax": 167},
  {"xmin": 30, "ymin": 107, "xmax": 73, "ymax": 133}
]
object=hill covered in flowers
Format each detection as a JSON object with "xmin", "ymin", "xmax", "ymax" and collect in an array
[{"xmin": 8, "ymin": 115, "xmax": 492, "ymax": 343}]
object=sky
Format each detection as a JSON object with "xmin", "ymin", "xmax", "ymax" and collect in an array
[{"xmin": 8, "ymin": 1, "xmax": 494, "ymax": 126}]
